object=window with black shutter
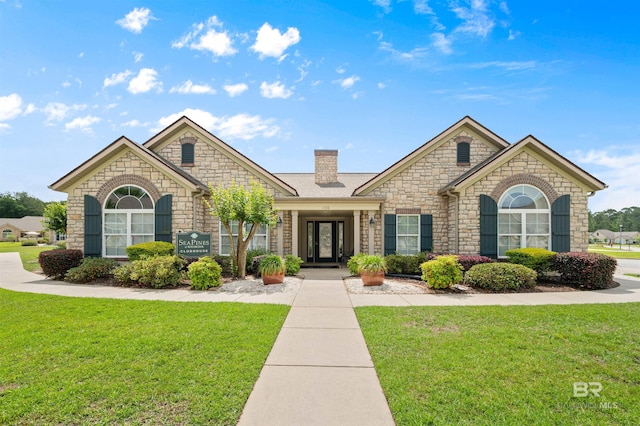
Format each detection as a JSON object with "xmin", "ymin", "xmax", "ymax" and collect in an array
[
  {"xmin": 457, "ymin": 142, "xmax": 470, "ymax": 165},
  {"xmin": 181, "ymin": 143, "xmax": 195, "ymax": 166}
]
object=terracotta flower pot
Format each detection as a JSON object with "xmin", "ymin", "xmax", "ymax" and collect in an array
[
  {"xmin": 262, "ymin": 271, "xmax": 285, "ymax": 285},
  {"xmin": 361, "ymin": 271, "xmax": 384, "ymax": 286}
]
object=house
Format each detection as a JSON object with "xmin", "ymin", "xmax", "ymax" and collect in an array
[
  {"xmin": 49, "ymin": 116, "xmax": 606, "ymax": 263},
  {"xmin": 0, "ymin": 216, "xmax": 58, "ymax": 242},
  {"xmin": 590, "ymin": 229, "xmax": 639, "ymax": 244}
]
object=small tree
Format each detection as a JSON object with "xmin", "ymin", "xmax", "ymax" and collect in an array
[
  {"xmin": 204, "ymin": 180, "xmax": 278, "ymax": 278},
  {"xmin": 42, "ymin": 201, "xmax": 67, "ymax": 235}
]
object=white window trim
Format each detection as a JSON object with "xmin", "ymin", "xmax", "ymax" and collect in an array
[
  {"xmin": 103, "ymin": 210, "xmax": 155, "ymax": 257},
  {"xmin": 218, "ymin": 220, "xmax": 269, "ymax": 256},
  {"xmin": 396, "ymin": 214, "xmax": 421, "ymax": 255}
]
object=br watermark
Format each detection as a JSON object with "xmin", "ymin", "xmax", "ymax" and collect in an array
[
  {"xmin": 573, "ymin": 382, "xmax": 602, "ymax": 397},
  {"xmin": 557, "ymin": 382, "xmax": 620, "ymax": 411}
]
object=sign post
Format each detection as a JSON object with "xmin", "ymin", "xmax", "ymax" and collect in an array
[{"xmin": 176, "ymin": 231, "xmax": 212, "ymax": 258}]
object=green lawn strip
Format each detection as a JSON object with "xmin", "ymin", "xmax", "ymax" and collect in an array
[
  {"xmin": 356, "ymin": 304, "xmax": 640, "ymax": 425},
  {"xmin": 0, "ymin": 289, "xmax": 289, "ymax": 425},
  {"xmin": 0, "ymin": 242, "xmax": 55, "ymax": 271},
  {"xmin": 588, "ymin": 246, "xmax": 640, "ymax": 259}
]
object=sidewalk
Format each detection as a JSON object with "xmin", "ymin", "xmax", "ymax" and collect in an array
[{"xmin": 238, "ymin": 268, "xmax": 394, "ymax": 425}]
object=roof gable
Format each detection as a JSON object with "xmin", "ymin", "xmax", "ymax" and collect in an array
[
  {"xmin": 143, "ymin": 116, "xmax": 298, "ymax": 196},
  {"xmin": 353, "ymin": 116, "xmax": 510, "ymax": 195},
  {"xmin": 439, "ymin": 135, "xmax": 607, "ymax": 194}
]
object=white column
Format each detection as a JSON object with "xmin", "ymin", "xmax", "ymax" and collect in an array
[
  {"xmin": 368, "ymin": 211, "xmax": 375, "ymax": 255},
  {"xmin": 277, "ymin": 212, "xmax": 284, "ymax": 256},
  {"xmin": 353, "ymin": 210, "xmax": 361, "ymax": 255},
  {"xmin": 291, "ymin": 210, "xmax": 299, "ymax": 257}
]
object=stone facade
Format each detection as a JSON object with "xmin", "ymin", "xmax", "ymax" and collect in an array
[{"xmin": 314, "ymin": 150, "xmax": 338, "ymax": 185}]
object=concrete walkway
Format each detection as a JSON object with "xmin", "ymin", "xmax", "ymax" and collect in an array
[{"xmin": 238, "ymin": 268, "xmax": 394, "ymax": 425}]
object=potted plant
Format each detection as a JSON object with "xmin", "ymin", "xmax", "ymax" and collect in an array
[
  {"xmin": 358, "ymin": 254, "xmax": 387, "ymax": 286},
  {"xmin": 259, "ymin": 254, "xmax": 286, "ymax": 285}
]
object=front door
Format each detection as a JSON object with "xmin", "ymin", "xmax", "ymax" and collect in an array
[{"xmin": 315, "ymin": 221, "xmax": 336, "ymax": 262}]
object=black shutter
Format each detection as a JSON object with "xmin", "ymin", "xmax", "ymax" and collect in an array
[
  {"xmin": 84, "ymin": 195, "xmax": 102, "ymax": 257},
  {"xmin": 155, "ymin": 194, "xmax": 173, "ymax": 243},
  {"xmin": 551, "ymin": 194, "xmax": 571, "ymax": 252},
  {"xmin": 479, "ymin": 194, "xmax": 498, "ymax": 258},
  {"xmin": 384, "ymin": 214, "xmax": 396, "ymax": 256},
  {"xmin": 181, "ymin": 143, "xmax": 194, "ymax": 164},
  {"xmin": 420, "ymin": 214, "xmax": 433, "ymax": 252},
  {"xmin": 457, "ymin": 142, "xmax": 470, "ymax": 164}
]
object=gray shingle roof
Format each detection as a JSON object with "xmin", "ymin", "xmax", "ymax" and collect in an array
[
  {"xmin": 0, "ymin": 216, "xmax": 46, "ymax": 231},
  {"xmin": 274, "ymin": 173, "xmax": 377, "ymax": 198}
]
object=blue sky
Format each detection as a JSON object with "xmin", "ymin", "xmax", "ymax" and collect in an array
[{"xmin": 1, "ymin": 0, "xmax": 638, "ymax": 212}]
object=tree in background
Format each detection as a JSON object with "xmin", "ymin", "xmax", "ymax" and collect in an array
[
  {"xmin": 42, "ymin": 202, "xmax": 67, "ymax": 234},
  {"xmin": 0, "ymin": 192, "xmax": 46, "ymax": 218},
  {"xmin": 589, "ymin": 206, "xmax": 640, "ymax": 232},
  {"xmin": 204, "ymin": 180, "xmax": 278, "ymax": 278}
]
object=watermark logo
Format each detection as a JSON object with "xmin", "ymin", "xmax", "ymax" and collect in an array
[{"xmin": 573, "ymin": 382, "xmax": 602, "ymax": 398}]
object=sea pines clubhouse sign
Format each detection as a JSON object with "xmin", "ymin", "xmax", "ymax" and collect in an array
[{"xmin": 176, "ymin": 231, "xmax": 211, "ymax": 257}]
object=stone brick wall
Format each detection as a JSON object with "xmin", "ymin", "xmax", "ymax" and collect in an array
[
  {"xmin": 65, "ymin": 151, "xmax": 194, "ymax": 252},
  {"xmin": 458, "ymin": 150, "xmax": 590, "ymax": 254},
  {"xmin": 365, "ymin": 130, "xmax": 500, "ymax": 254},
  {"xmin": 314, "ymin": 150, "xmax": 338, "ymax": 184}
]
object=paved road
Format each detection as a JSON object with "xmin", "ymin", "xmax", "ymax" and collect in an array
[{"xmin": 616, "ymin": 259, "xmax": 640, "ymax": 275}]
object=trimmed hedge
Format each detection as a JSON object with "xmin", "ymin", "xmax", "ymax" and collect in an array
[
  {"xmin": 120, "ymin": 255, "xmax": 185, "ymax": 288},
  {"xmin": 65, "ymin": 257, "xmax": 119, "ymax": 283},
  {"xmin": 420, "ymin": 255, "xmax": 463, "ymax": 289},
  {"xmin": 21, "ymin": 239, "xmax": 38, "ymax": 246},
  {"xmin": 125, "ymin": 241, "xmax": 175, "ymax": 261},
  {"xmin": 38, "ymin": 249, "xmax": 83, "ymax": 279},
  {"xmin": 385, "ymin": 253, "xmax": 432, "ymax": 275},
  {"xmin": 464, "ymin": 263, "xmax": 537, "ymax": 292},
  {"xmin": 506, "ymin": 247, "xmax": 556, "ymax": 274},
  {"xmin": 553, "ymin": 252, "xmax": 617, "ymax": 289}
]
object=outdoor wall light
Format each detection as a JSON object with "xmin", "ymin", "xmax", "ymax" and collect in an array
[
  {"xmin": 277, "ymin": 216, "xmax": 283, "ymax": 225},
  {"xmin": 369, "ymin": 217, "xmax": 375, "ymax": 225}
]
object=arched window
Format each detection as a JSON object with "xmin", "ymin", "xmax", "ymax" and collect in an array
[
  {"xmin": 103, "ymin": 186, "xmax": 154, "ymax": 257},
  {"xmin": 2, "ymin": 229, "xmax": 12, "ymax": 239},
  {"xmin": 498, "ymin": 185, "xmax": 550, "ymax": 257}
]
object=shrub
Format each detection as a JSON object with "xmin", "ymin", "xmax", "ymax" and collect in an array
[
  {"xmin": 212, "ymin": 255, "xmax": 233, "ymax": 277},
  {"xmin": 251, "ymin": 255, "xmax": 268, "ymax": 278},
  {"xmin": 385, "ymin": 253, "xmax": 429, "ymax": 275},
  {"xmin": 38, "ymin": 249, "xmax": 83, "ymax": 279},
  {"xmin": 21, "ymin": 239, "xmax": 37, "ymax": 246},
  {"xmin": 65, "ymin": 257, "xmax": 119, "ymax": 283},
  {"xmin": 464, "ymin": 263, "xmax": 537, "ymax": 292},
  {"xmin": 126, "ymin": 255, "xmax": 185, "ymax": 288},
  {"xmin": 347, "ymin": 253, "xmax": 367, "ymax": 275},
  {"xmin": 188, "ymin": 257, "xmax": 222, "ymax": 290},
  {"xmin": 125, "ymin": 241, "xmax": 175, "ymax": 261},
  {"xmin": 456, "ymin": 255, "xmax": 494, "ymax": 273},
  {"xmin": 506, "ymin": 248, "xmax": 556, "ymax": 274},
  {"xmin": 420, "ymin": 255, "xmax": 463, "ymax": 289},
  {"xmin": 56, "ymin": 241, "xmax": 66, "ymax": 249},
  {"xmin": 285, "ymin": 254, "xmax": 304, "ymax": 276},
  {"xmin": 113, "ymin": 263, "xmax": 136, "ymax": 285},
  {"xmin": 2, "ymin": 233, "xmax": 16, "ymax": 242},
  {"xmin": 553, "ymin": 252, "xmax": 617, "ymax": 289},
  {"xmin": 246, "ymin": 248, "xmax": 269, "ymax": 274},
  {"xmin": 37, "ymin": 238, "xmax": 46, "ymax": 244}
]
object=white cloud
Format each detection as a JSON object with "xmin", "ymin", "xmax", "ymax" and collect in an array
[
  {"xmin": 104, "ymin": 70, "xmax": 132, "ymax": 88},
  {"xmin": 251, "ymin": 22, "xmax": 300, "ymax": 59},
  {"xmin": 43, "ymin": 102, "xmax": 86, "ymax": 123},
  {"xmin": 573, "ymin": 148, "xmax": 640, "ymax": 211},
  {"xmin": 122, "ymin": 119, "xmax": 149, "ymax": 127},
  {"xmin": 379, "ymin": 41, "xmax": 428, "ymax": 62},
  {"xmin": 352, "ymin": 91, "xmax": 364, "ymax": 99},
  {"xmin": 260, "ymin": 81, "xmax": 293, "ymax": 99},
  {"xmin": 413, "ymin": 0, "xmax": 434, "ymax": 14},
  {"xmin": 24, "ymin": 103, "xmax": 36, "ymax": 115},
  {"xmin": 431, "ymin": 32, "xmax": 453, "ymax": 54},
  {"xmin": 223, "ymin": 83, "xmax": 249, "ymax": 97},
  {"xmin": 62, "ymin": 81, "xmax": 72, "ymax": 88},
  {"xmin": 265, "ymin": 146, "xmax": 278, "ymax": 153},
  {"xmin": 377, "ymin": 82, "xmax": 386, "ymax": 89},
  {"xmin": 116, "ymin": 7, "xmax": 155, "ymax": 34},
  {"xmin": 335, "ymin": 75, "xmax": 360, "ymax": 89},
  {"xmin": 78, "ymin": 52, "xmax": 84, "ymax": 58},
  {"xmin": 156, "ymin": 108, "xmax": 280, "ymax": 140},
  {"xmin": 65, "ymin": 115, "xmax": 101, "ymax": 132},
  {"xmin": 451, "ymin": 0, "xmax": 495, "ymax": 38},
  {"xmin": 128, "ymin": 68, "xmax": 162, "ymax": 94},
  {"xmin": 370, "ymin": 0, "xmax": 391, "ymax": 13},
  {"xmin": 169, "ymin": 80, "xmax": 216, "ymax": 95},
  {"xmin": 469, "ymin": 61, "xmax": 537, "ymax": 71},
  {"xmin": 0, "ymin": 93, "xmax": 22, "ymax": 122},
  {"xmin": 172, "ymin": 16, "xmax": 237, "ymax": 58},
  {"xmin": 508, "ymin": 29, "xmax": 521, "ymax": 40},
  {"xmin": 336, "ymin": 66, "xmax": 346, "ymax": 74},
  {"xmin": 133, "ymin": 51, "xmax": 144, "ymax": 62}
]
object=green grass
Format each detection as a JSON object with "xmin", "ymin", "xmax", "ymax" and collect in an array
[
  {"xmin": 588, "ymin": 244, "xmax": 640, "ymax": 259},
  {"xmin": 356, "ymin": 304, "xmax": 640, "ymax": 425},
  {"xmin": 0, "ymin": 242, "xmax": 55, "ymax": 271},
  {"xmin": 0, "ymin": 289, "xmax": 289, "ymax": 425},
  {"xmin": 624, "ymin": 273, "xmax": 640, "ymax": 278}
]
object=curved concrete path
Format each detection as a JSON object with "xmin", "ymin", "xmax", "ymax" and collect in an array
[{"xmin": 2, "ymin": 252, "xmax": 639, "ymax": 426}]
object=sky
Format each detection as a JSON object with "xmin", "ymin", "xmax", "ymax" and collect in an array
[{"xmin": 0, "ymin": 0, "xmax": 638, "ymax": 212}]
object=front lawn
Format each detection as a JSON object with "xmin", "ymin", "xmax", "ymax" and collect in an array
[
  {"xmin": 0, "ymin": 289, "xmax": 289, "ymax": 425},
  {"xmin": 357, "ymin": 304, "xmax": 640, "ymax": 425},
  {"xmin": 588, "ymin": 244, "xmax": 640, "ymax": 259},
  {"xmin": 0, "ymin": 242, "xmax": 54, "ymax": 271}
]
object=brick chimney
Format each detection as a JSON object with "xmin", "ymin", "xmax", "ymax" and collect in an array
[{"xmin": 314, "ymin": 149, "xmax": 338, "ymax": 185}]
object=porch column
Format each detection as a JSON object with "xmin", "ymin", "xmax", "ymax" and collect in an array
[
  {"xmin": 368, "ymin": 211, "xmax": 375, "ymax": 255},
  {"xmin": 353, "ymin": 210, "xmax": 360, "ymax": 255},
  {"xmin": 291, "ymin": 210, "xmax": 299, "ymax": 257},
  {"xmin": 277, "ymin": 212, "xmax": 284, "ymax": 256}
]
